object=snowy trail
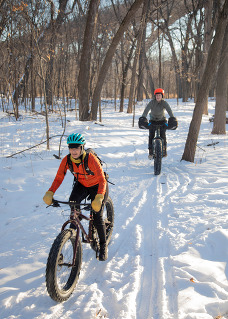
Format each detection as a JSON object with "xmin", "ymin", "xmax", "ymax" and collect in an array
[
  {"xmin": 1, "ymin": 100, "xmax": 228, "ymax": 319},
  {"xmin": 135, "ymin": 166, "xmax": 185, "ymax": 319}
]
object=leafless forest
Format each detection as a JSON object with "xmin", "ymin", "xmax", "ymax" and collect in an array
[{"xmin": 0, "ymin": 0, "xmax": 227, "ymax": 161}]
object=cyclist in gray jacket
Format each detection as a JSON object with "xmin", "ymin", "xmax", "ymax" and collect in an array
[{"xmin": 141, "ymin": 88, "xmax": 177, "ymax": 159}]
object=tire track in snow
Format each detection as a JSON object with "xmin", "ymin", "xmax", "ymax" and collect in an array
[{"xmin": 136, "ymin": 164, "xmax": 190, "ymax": 319}]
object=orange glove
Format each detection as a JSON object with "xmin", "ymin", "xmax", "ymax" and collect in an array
[
  {"xmin": 92, "ymin": 194, "xmax": 104, "ymax": 212},
  {"xmin": 43, "ymin": 191, "xmax": 54, "ymax": 205}
]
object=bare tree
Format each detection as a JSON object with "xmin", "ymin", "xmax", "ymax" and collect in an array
[
  {"xmin": 137, "ymin": 4, "xmax": 148, "ymax": 101},
  {"xmin": 45, "ymin": 1, "xmax": 55, "ymax": 108},
  {"xmin": 127, "ymin": 0, "xmax": 149, "ymax": 113},
  {"xmin": 0, "ymin": 0, "xmax": 8, "ymax": 38},
  {"xmin": 182, "ymin": 0, "xmax": 228, "ymax": 163},
  {"xmin": 119, "ymin": 37, "xmax": 135, "ymax": 112},
  {"xmin": 13, "ymin": 0, "xmax": 69, "ymax": 104},
  {"xmin": 78, "ymin": 0, "xmax": 100, "ymax": 121},
  {"xmin": 91, "ymin": 0, "xmax": 144, "ymax": 121},
  {"xmin": 212, "ymin": 23, "xmax": 228, "ymax": 134}
]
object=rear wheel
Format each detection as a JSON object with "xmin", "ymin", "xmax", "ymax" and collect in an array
[
  {"xmin": 104, "ymin": 196, "xmax": 114, "ymax": 245},
  {"xmin": 46, "ymin": 229, "xmax": 82, "ymax": 302},
  {"xmin": 154, "ymin": 139, "xmax": 162, "ymax": 175}
]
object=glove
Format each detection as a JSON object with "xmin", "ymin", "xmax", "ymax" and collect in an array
[
  {"xmin": 43, "ymin": 191, "xmax": 54, "ymax": 205},
  {"xmin": 92, "ymin": 194, "xmax": 104, "ymax": 212},
  {"xmin": 138, "ymin": 116, "xmax": 149, "ymax": 129},
  {"xmin": 168, "ymin": 117, "xmax": 178, "ymax": 130}
]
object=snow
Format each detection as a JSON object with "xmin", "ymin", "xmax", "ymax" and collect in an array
[{"xmin": 0, "ymin": 98, "xmax": 228, "ymax": 319}]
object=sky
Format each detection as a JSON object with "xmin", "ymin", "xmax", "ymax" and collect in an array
[{"xmin": 0, "ymin": 97, "xmax": 228, "ymax": 319}]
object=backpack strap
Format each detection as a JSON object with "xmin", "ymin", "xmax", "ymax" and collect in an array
[{"xmin": 83, "ymin": 152, "xmax": 95, "ymax": 176}]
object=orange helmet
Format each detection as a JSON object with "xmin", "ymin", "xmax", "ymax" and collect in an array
[{"xmin": 154, "ymin": 88, "xmax": 164, "ymax": 96}]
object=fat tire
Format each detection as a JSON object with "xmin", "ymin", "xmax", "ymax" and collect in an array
[
  {"xmin": 104, "ymin": 196, "xmax": 114, "ymax": 245},
  {"xmin": 46, "ymin": 229, "xmax": 82, "ymax": 302},
  {"xmin": 154, "ymin": 139, "xmax": 162, "ymax": 175}
]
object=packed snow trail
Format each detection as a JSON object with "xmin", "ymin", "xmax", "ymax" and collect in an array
[{"xmin": 1, "ymin": 100, "xmax": 228, "ymax": 319}]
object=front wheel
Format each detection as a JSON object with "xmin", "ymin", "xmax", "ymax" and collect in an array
[
  {"xmin": 154, "ymin": 139, "xmax": 162, "ymax": 175},
  {"xmin": 46, "ymin": 229, "xmax": 82, "ymax": 302}
]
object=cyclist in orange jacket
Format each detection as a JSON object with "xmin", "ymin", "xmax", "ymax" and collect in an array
[{"xmin": 43, "ymin": 133, "xmax": 109, "ymax": 261}]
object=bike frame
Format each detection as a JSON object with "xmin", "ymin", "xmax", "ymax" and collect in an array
[{"xmin": 52, "ymin": 200, "xmax": 95, "ymax": 267}]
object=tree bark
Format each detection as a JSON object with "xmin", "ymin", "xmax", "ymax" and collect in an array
[
  {"xmin": 91, "ymin": 0, "xmax": 144, "ymax": 121},
  {"xmin": 137, "ymin": 18, "xmax": 147, "ymax": 101},
  {"xmin": 78, "ymin": 0, "xmax": 100, "ymax": 121},
  {"xmin": 45, "ymin": 1, "xmax": 55, "ymax": 108},
  {"xmin": 120, "ymin": 39, "xmax": 135, "ymax": 112},
  {"xmin": 0, "ymin": 0, "xmax": 8, "ymax": 38},
  {"xmin": 212, "ymin": 22, "xmax": 228, "ymax": 134},
  {"xmin": 127, "ymin": 0, "xmax": 148, "ymax": 113},
  {"xmin": 182, "ymin": 0, "xmax": 228, "ymax": 163},
  {"xmin": 201, "ymin": 0, "xmax": 214, "ymax": 114}
]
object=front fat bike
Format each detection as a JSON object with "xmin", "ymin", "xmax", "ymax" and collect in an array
[{"xmin": 45, "ymin": 196, "xmax": 114, "ymax": 303}]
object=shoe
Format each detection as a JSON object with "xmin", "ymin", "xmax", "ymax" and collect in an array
[{"xmin": 99, "ymin": 243, "xmax": 108, "ymax": 261}]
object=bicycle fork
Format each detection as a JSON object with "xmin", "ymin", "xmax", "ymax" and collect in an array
[{"xmin": 61, "ymin": 214, "xmax": 90, "ymax": 267}]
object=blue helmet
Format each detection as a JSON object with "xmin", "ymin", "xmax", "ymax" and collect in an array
[{"xmin": 67, "ymin": 133, "xmax": 86, "ymax": 145}]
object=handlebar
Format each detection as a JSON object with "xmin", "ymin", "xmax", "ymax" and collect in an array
[
  {"xmin": 148, "ymin": 122, "xmax": 168, "ymax": 129},
  {"xmin": 51, "ymin": 199, "xmax": 91, "ymax": 211}
]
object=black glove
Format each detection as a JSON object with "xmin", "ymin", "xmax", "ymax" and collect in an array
[
  {"xmin": 168, "ymin": 117, "xmax": 178, "ymax": 130},
  {"xmin": 138, "ymin": 116, "xmax": 149, "ymax": 129}
]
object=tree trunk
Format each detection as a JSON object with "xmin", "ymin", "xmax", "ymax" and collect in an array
[
  {"xmin": 137, "ymin": 21, "xmax": 146, "ymax": 101},
  {"xmin": 201, "ymin": 0, "xmax": 214, "ymax": 114},
  {"xmin": 119, "ymin": 40, "xmax": 135, "ymax": 112},
  {"xmin": 128, "ymin": 0, "xmax": 149, "ymax": 113},
  {"xmin": 164, "ymin": 24, "xmax": 181, "ymax": 99},
  {"xmin": 157, "ymin": 22, "xmax": 162, "ymax": 87},
  {"xmin": 212, "ymin": 22, "xmax": 228, "ymax": 134},
  {"xmin": 45, "ymin": 1, "xmax": 55, "ymax": 108},
  {"xmin": 91, "ymin": 0, "xmax": 144, "ymax": 121},
  {"xmin": 182, "ymin": 0, "xmax": 228, "ymax": 163},
  {"xmin": 127, "ymin": 0, "xmax": 147, "ymax": 114},
  {"xmin": 78, "ymin": 0, "xmax": 100, "ymax": 121},
  {"xmin": 0, "ymin": 0, "xmax": 8, "ymax": 38},
  {"xmin": 143, "ymin": 50, "xmax": 155, "ymax": 97}
]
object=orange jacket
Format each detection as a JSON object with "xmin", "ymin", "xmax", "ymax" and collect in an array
[{"xmin": 49, "ymin": 153, "xmax": 106, "ymax": 195}]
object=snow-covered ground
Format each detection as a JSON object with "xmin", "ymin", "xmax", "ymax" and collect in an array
[{"xmin": 0, "ymin": 98, "xmax": 228, "ymax": 319}]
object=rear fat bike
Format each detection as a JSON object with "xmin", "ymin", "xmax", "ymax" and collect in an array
[{"xmin": 45, "ymin": 197, "xmax": 114, "ymax": 302}]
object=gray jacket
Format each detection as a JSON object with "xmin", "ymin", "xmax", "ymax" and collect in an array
[{"xmin": 142, "ymin": 99, "xmax": 174, "ymax": 121}]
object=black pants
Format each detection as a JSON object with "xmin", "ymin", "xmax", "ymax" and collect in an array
[
  {"xmin": 148, "ymin": 120, "xmax": 167, "ymax": 150},
  {"xmin": 69, "ymin": 181, "xmax": 109, "ymax": 244}
]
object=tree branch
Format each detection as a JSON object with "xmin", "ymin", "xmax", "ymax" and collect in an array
[{"xmin": 6, "ymin": 135, "xmax": 68, "ymax": 158}]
